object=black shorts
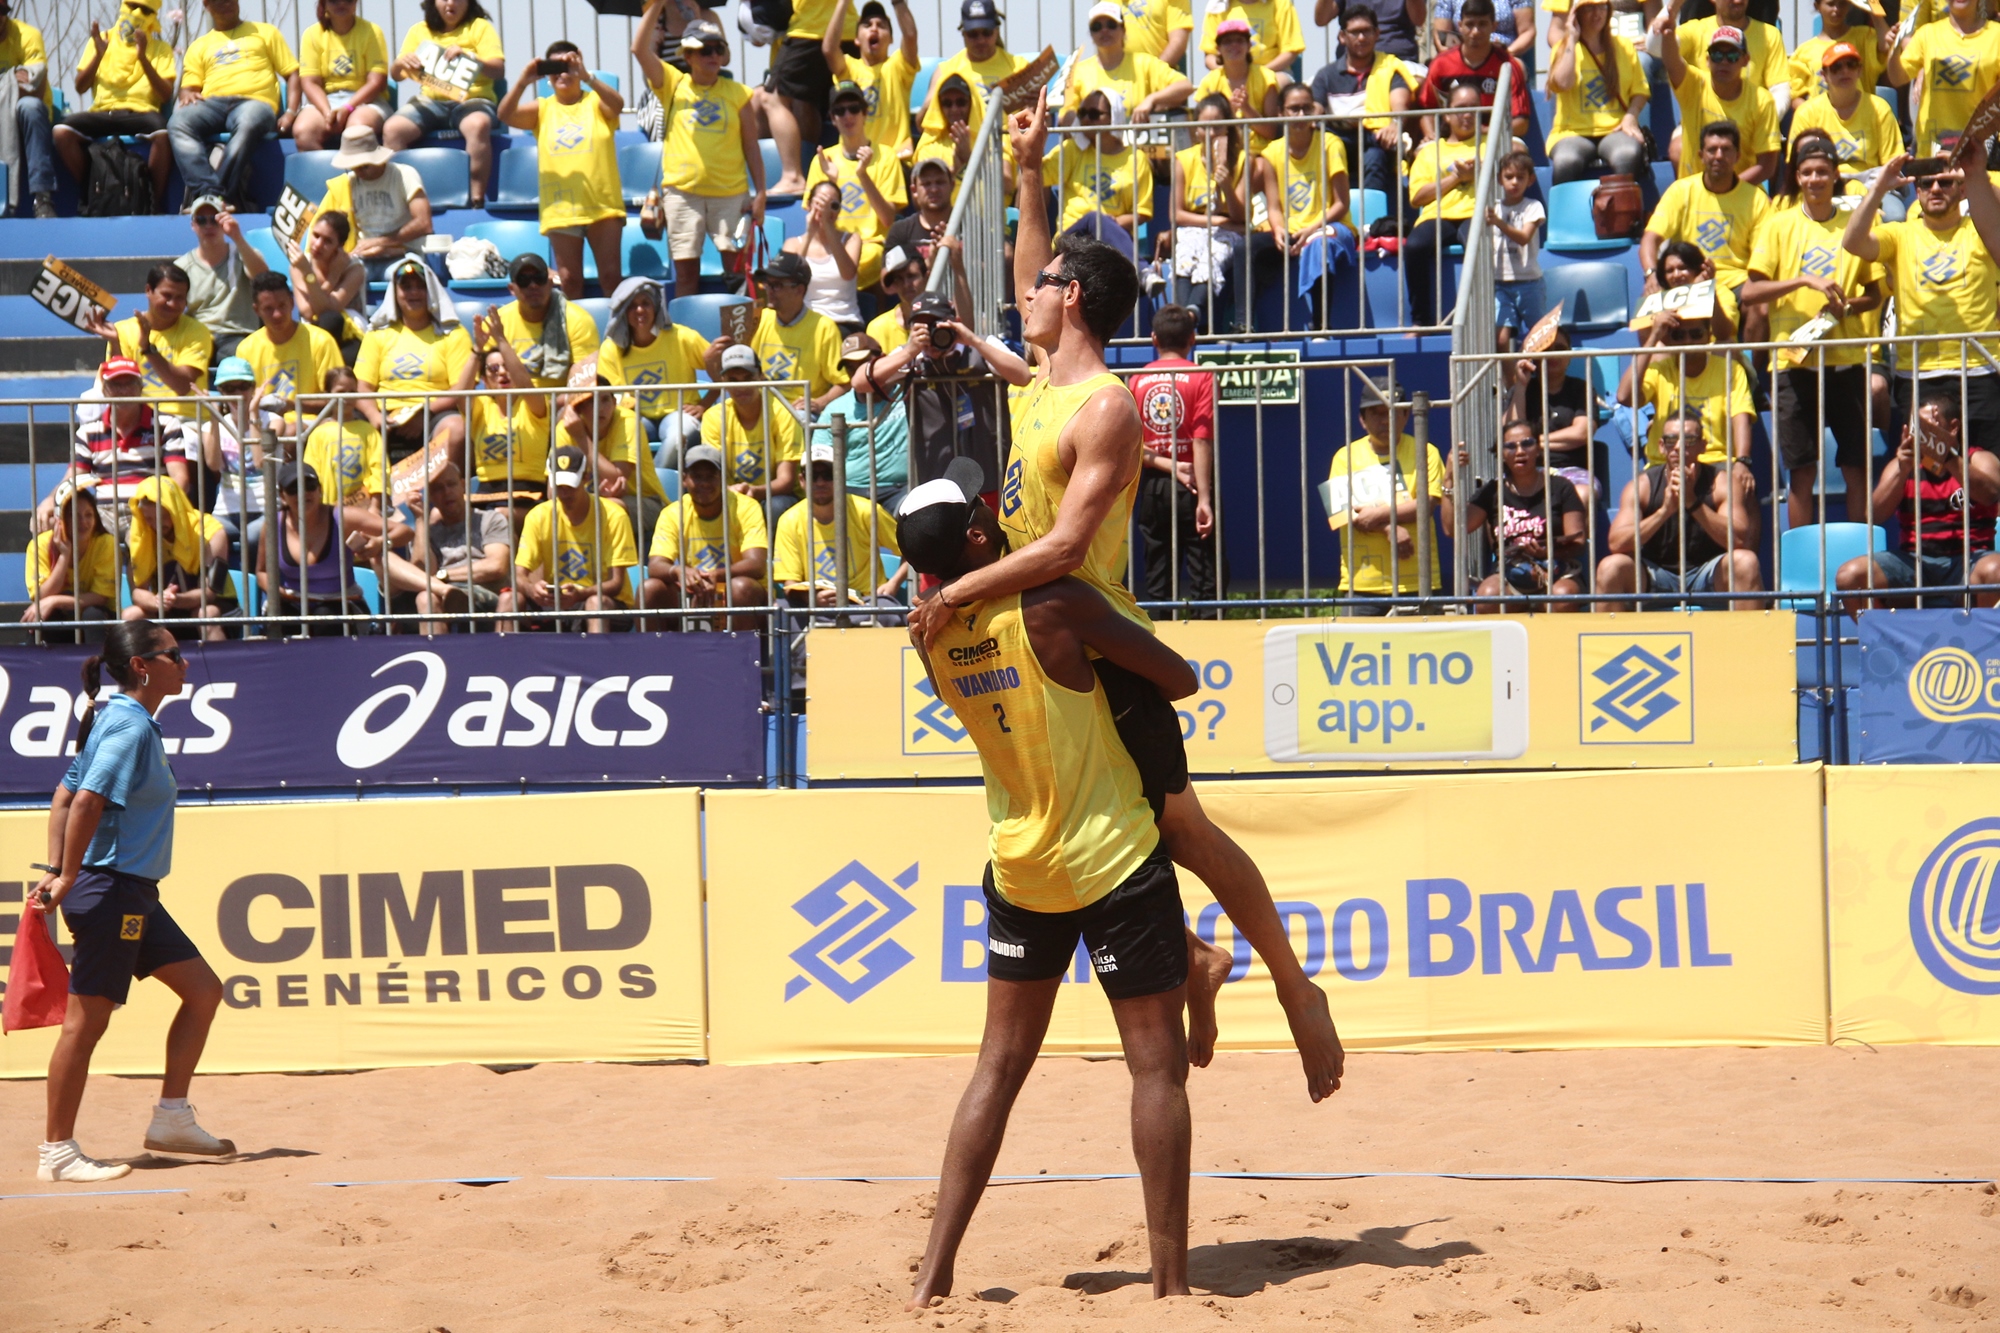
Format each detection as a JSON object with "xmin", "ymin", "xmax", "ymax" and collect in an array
[
  {"xmin": 983, "ymin": 849, "xmax": 1187, "ymax": 1000},
  {"xmin": 1091, "ymin": 658, "xmax": 1190, "ymax": 820},
  {"xmin": 1894, "ymin": 374, "xmax": 2000, "ymax": 457},
  {"xmin": 1775, "ymin": 364, "xmax": 1870, "ymax": 471},
  {"xmin": 60, "ymin": 109, "xmax": 167, "ymax": 139},
  {"xmin": 61, "ymin": 867, "xmax": 202, "ymax": 1005},
  {"xmin": 766, "ymin": 35, "xmax": 834, "ymax": 110}
]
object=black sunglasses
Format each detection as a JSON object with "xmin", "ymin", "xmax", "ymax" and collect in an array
[
  {"xmin": 136, "ymin": 646, "xmax": 185, "ymax": 665},
  {"xmin": 1089, "ymin": 19, "xmax": 1120, "ymax": 31},
  {"xmin": 1033, "ymin": 268, "xmax": 1073, "ymax": 290}
]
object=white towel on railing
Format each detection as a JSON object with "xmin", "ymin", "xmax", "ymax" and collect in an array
[{"xmin": 1172, "ymin": 227, "xmax": 1233, "ymax": 288}]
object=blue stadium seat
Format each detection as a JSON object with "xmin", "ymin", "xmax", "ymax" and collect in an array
[
  {"xmin": 0, "ymin": 161, "xmax": 10, "ymax": 217},
  {"xmin": 908, "ymin": 57, "xmax": 940, "ymax": 114},
  {"xmin": 243, "ymin": 227, "xmax": 291, "ymax": 273},
  {"xmin": 574, "ymin": 297, "xmax": 612, "ymax": 336},
  {"xmin": 284, "ymin": 150, "xmax": 341, "ymax": 202},
  {"xmin": 489, "ymin": 143, "xmax": 540, "ymax": 212},
  {"xmin": 352, "ymin": 566, "xmax": 383, "ymax": 614},
  {"xmin": 1353, "ymin": 187, "xmax": 1392, "ymax": 230},
  {"xmin": 399, "ymin": 147, "xmax": 473, "ymax": 210},
  {"xmin": 669, "ymin": 293, "xmax": 752, "ymax": 340},
  {"xmin": 618, "ymin": 141, "xmax": 662, "ymax": 206},
  {"xmin": 453, "ymin": 298, "xmax": 489, "ymax": 330},
  {"xmin": 1778, "ymin": 523, "xmax": 1888, "ymax": 610},
  {"xmin": 621, "ymin": 222, "xmax": 671, "ymax": 281},
  {"xmin": 1545, "ymin": 179, "xmax": 1630, "ymax": 252},
  {"xmin": 1542, "ymin": 260, "xmax": 1630, "ymax": 333}
]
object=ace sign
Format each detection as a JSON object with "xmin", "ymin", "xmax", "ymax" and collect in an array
[{"xmin": 30, "ymin": 257, "xmax": 113, "ymax": 332}]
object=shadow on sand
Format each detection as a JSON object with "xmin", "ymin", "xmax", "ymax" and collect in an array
[{"xmin": 1064, "ymin": 1220, "xmax": 1483, "ymax": 1297}]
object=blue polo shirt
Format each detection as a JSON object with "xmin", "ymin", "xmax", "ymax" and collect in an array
[{"xmin": 62, "ymin": 693, "xmax": 178, "ymax": 882}]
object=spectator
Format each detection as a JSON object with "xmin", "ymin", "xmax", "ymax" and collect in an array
[
  {"xmin": 773, "ymin": 441, "xmax": 906, "ymax": 614},
  {"xmin": 1844, "ymin": 150, "xmax": 2000, "ymax": 457},
  {"xmin": 1415, "ymin": 0, "xmax": 1530, "ymax": 140},
  {"xmin": 1405, "ymin": 84, "xmax": 1485, "ymax": 326},
  {"xmin": 464, "ymin": 341, "xmax": 535, "ymax": 501},
  {"xmin": 316, "ymin": 125, "xmax": 433, "ymax": 280},
  {"xmin": 886, "ymin": 157, "xmax": 958, "ymax": 266},
  {"xmin": 1836, "ymin": 389, "xmax": 2000, "ymax": 608},
  {"xmin": 123, "ymin": 473, "xmax": 239, "ymax": 639},
  {"xmin": 631, "ymin": 0, "xmax": 724, "ymax": 139},
  {"xmin": 1434, "ymin": 0, "xmax": 1535, "ymax": 72},
  {"xmin": 786, "ymin": 180, "xmax": 865, "ymax": 329},
  {"xmin": 50, "ymin": 357, "xmax": 190, "ymax": 541},
  {"xmin": 22, "ymin": 478, "xmax": 115, "ymax": 643},
  {"xmin": 702, "ymin": 342, "xmax": 805, "ymax": 508},
  {"xmin": 1324, "ymin": 389, "xmax": 1446, "ymax": 612},
  {"xmin": 917, "ymin": 1, "xmax": 1027, "ymax": 153},
  {"xmin": 1789, "ymin": 0, "xmax": 1887, "ymax": 106},
  {"xmin": 169, "ymin": 0, "xmax": 299, "ymax": 212},
  {"xmin": 496, "ymin": 41, "xmax": 626, "ymax": 299},
  {"xmin": 301, "ymin": 367, "xmax": 387, "ymax": 507},
  {"xmin": 1122, "ymin": 0, "xmax": 1196, "ymax": 66},
  {"xmin": 1200, "ymin": 0, "xmax": 1307, "ymax": 74},
  {"xmin": 1487, "ymin": 150, "xmax": 1544, "ymax": 352},
  {"xmin": 881, "ymin": 293, "xmax": 1012, "ymax": 495},
  {"xmin": 495, "ymin": 253, "xmax": 600, "ymax": 390},
  {"xmin": 633, "ymin": 6, "xmax": 765, "ymax": 301},
  {"xmin": 1743, "ymin": 136, "xmax": 1886, "ymax": 531},
  {"xmin": 195, "ymin": 355, "xmax": 278, "ymax": 552},
  {"xmin": 754, "ymin": 0, "xmax": 860, "ymax": 197},
  {"xmin": 83, "ymin": 263, "xmax": 213, "ymax": 429},
  {"xmin": 739, "ymin": 250, "xmax": 850, "ymax": 415},
  {"xmin": 1506, "ymin": 328, "xmax": 1599, "ymax": 496},
  {"xmin": 1665, "ymin": 0, "xmax": 1792, "ymax": 117},
  {"xmin": 1642, "ymin": 121, "xmax": 1771, "ymax": 300},
  {"xmin": 1545, "ymin": 0, "xmax": 1646, "ymax": 186},
  {"xmin": 238, "ymin": 271, "xmax": 343, "ymax": 411},
  {"xmin": 291, "ymin": 210, "xmax": 368, "ymax": 358},
  {"xmin": 294, "ymin": 0, "xmax": 390, "ymax": 152},
  {"xmin": 384, "ymin": 0, "xmax": 504, "ymax": 210},
  {"xmin": 820, "ymin": 332, "xmax": 911, "ymax": 511},
  {"xmin": 1062, "ymin": 2, "xmax": 1193, "ymax": 127},
  {"xmin": 1308, "ymin": 8, "xmax": 1416, "ymax": 198},
  {"xmin": 823, "ymin": 0, "xmax": 923, "ymax": 159},
  {"xmin": 912, "ymin": 73, "xmax": 982, "ymax": 180},
  {"xmin": 867, "ymin": 244, "xmax": 926, "ymax": 351},
  {"xmin": 1158, "ymin": 95, "xmax": 1268, "ymax": 332},
  {"xmin": 384, "ymin": 459, "xmax": 512, "ymax": 631},
  {"xmin": 55, "ymin": 0, "xmax": 176, "ymax": 213},
  {"xmin": 1597, "ymin": 408, "xmax": 1763, "ymax": 610},
  {"xmin": 1198, "ymin": 18, "xmax": 1281, "ymax": 138},
  {"xmin": 1130, "ymin": 304, "xmax": 1221, "ymax": 612},
  {"xmin": 641, "ymin": 442, "xmax": 769, "ymax": 629},
  {"xmin": 1444, "ymin": 422, "xmax": 1586, "ymax": 611},
  {"xmin": 0, "ymin": 3, "xmax": 55, "ymax": 219},
  {"xmin": 174, "ymin": 195, "xmax": 269, "ymax": 360},
  {"xmin": 354, "ymin": 257, "xmax": 475, "ymax": 462},
  {"xmin": 1887, "ymin": 0, "xmax": 2000, "ymax": 158},
  {"xmin": 1044, "ymin": 89, "xmax": 1154, "ymax": 239},
  {"xmin": 258, "ymin": 460, "xmax": 408, "ymax": 635},
  {"xmin": 807, "ymin": 80, "xmax": 906, "ymax": 285},
  {"xmin": 1618, "ymin": 300, "xmax": 1754, "ymax": 465},
  {"xmin": 1656, "ymin": 15, "xmax": 1779, "ymax": 184},
  {"xmin": 600, "ymin": 276, "xmax": 713, "ymax": 454},
  {"xmin": 1789, "ymin": 41, "xmax": 1905, "ymax": 220},
  {"xmin": 1315, "ymin": 0, "xmax": 1423, "ymax": 62}
]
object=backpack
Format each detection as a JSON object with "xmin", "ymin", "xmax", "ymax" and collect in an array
[{"xmin": 80, "ymin": 138, "xmax": 152, "ymax": 217}]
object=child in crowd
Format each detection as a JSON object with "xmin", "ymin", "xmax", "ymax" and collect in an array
[{"xmin": 1486, "ymin": 150, "xmax": 1544, "ymax": 354}]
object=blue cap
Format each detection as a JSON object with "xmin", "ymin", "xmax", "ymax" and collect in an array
[
  {"xmin": 959, "ymin": 0, "xmax": 1000, "ymax": 30},
  {"xmin": 214, "ymin": 355, "xmax": 256, "ymax": 387}
]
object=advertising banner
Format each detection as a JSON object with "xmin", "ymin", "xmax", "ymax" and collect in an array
[
  {"xmin": 804, "ymin": 613, "xmax": 1796, "ymax": 780},
  {"xmin": 0, "ymin": 791, "xmax": 707, "ymax": 1075},
  {"xmin": 1828, "ymin": 766, "xmax": 2000, "ymax": 1043},
  {"xmin": 1854, "ymin": 609, "xmax": 2000, "ymax": 763},
  {"xmin": 704, "ymin": 768, "xmax": 1828, "ymax": 1064},
  {"xmin": 0, "ymin": 634, "xmax": 764, "ymax": 795}
]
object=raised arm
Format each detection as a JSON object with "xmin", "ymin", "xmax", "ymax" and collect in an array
[
  {"xmin": 1023, "ymin": 576, "xmax": 1199, "ymax": 697},
  {"xmin": 1010, "ymin": 88, "xmax": 1055, "ymax": 315},
  {"xmin": 632, "ymin": 0, "xmax": 669, "ymax": 92},
  {"xmin": 822, "ymin": 0, "xmax": 852, "ymax": 75},
  {"xmin": 496, "ymin": 63, "xmax": 539, "ymax": 131},
  {"xmin": 1842, "ymin": 152, "xmax": 1905, "ymax": 263},
  {"xmin": 1959, "ymin": 139, "xmax": 2000, "ymax": 261}
]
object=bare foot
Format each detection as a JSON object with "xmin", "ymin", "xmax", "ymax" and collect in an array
[
  {"xmin": 773, "ymin": 174, "xmax": 808, "ymax": 195},
  {"xmin": 1183, "ymin": 929, "xmax": 1231, "ymax": 1068},
  {"xmin": 1281, "ymin": 981, "xmax": 1345, "ymax": 1102},
  {"xmin": 906, "ymin": 1265, "xmax": 951, "ymax": 1311}
]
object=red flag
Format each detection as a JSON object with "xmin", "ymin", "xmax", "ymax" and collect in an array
[{"xmin": 4, "ymin": 909, "xmax": 70, "ymax": 1033}]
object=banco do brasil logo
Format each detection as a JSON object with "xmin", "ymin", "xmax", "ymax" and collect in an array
[
  {"xmin": 1580, "ymin": 633, "xmax": 1692, "ymax": 743},
  {"xmin": 785, "ymin": 861, "xmax": 916, "ymax": 1002},
  {"xmin": 1909, "ymin": 818, "xmax": 2000, "ymax": 994}
]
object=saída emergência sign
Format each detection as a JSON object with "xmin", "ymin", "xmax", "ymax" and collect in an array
[
  {"xmin": 1854, "ymin": 609, "xmax": 2000, "ymax": 763},
  {"xmin": 0, "ymin": 634, "xmax": 764, "ymax": 792}
]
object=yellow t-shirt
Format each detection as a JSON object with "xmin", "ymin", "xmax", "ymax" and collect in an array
[
  {"xmin": 185, "ymin": 22, "xmax": 298, "ymax": 107},
  {"xmin": 1648, "ymin": 173, "xmax": 1771, "ymax": 279},
  {"xmin": 920, "ymin": 48, "xmax": 1027, "ymax": 136},
  {"xmin": 655, "ymin": 64, "xmax": 753, "ymax": 198},
  {"xmin": 397, "ymin": 17, "xmax": 503, "ymax": 103},
  {"xmin": 1546, "ymin": 33, "xmax": 1645, "ymax": 145},
  {"xmin": 1325, "ymin": 434, "xmax": 1446, "ymax": 594},
  {"xmin": 700, "ymin": 393, "xmax": 805, "ymax": 490},
  {"xmin": 1349, "ymin": 52, "xmax": 1417, "ymax": 132},
  {"xmin": 649, "ymin": 490, "xmax": 770, "ymax": 571},
  {"xmin": 237, "ymin": 321, "xmax": 343, "ymax": 403},
  {"xmin": 301, "ymin": 19, "xmax": 387, "ymax": 94},
  {"xmin": 112, "ymin": 314, "xmax": 214, "ymax": 419},
  {"xmin": 81, "ymin": 28, "xmax": 177, "ymax": 114},
  {"xmin": 1788, "ymin": 91, "xmax": 1905, "ymax": 175},
  {"xmin": 467, "ymin": 395, "xmax": 547, "ymax": 485},
  {"xmin": 1042, "ymin": 139, "xmax": 1154, "ymax": 231},
  {"xmin": 773, "ymin": 494, "xmax": 899, "ymax": 589},
  {"xmin": 497, "ymin": 299, "xmax": 602, "ymax": 389},
  {"xmin": 1408, "ymin": 136, "xmax": 1479, "ymax": 224},
  {"xmin": 1062, "ymin": 49, "xmax": 1184, "ymax": 116},
  {"xmin": 1174, "ymin": 143, "xmax": 1243, "ymax": 215},
  {"xmin": 786, "ymin": 0, "xmax": 860, "ymax": 42},
  {"xmin": 1677, "ymin": 15, "xmax": 1790, "ymax": 94},
  {"xmin": 1789, "ymin": 30, "xmax": 1886, "ymax": 104},
  {"xmin": 1899, "ymin": 19, "xmax": 2000, "ymax": 155},
  {"xmin": 1259, "ymin": 132, "xmax": 1349, "ymax": 233},
  {"xmin": 1195, "ymin": 62, "xmax": 1279, "ymax": 138},
  {"xmin": 516, "ymin": 496, "xmax": 638, "ymax": 601},
  {"xmin": 302, "ymin": 414, "xmax": 386, "ymax": 505},
  {"xmin": 1122, "ymin": 0, "xmax": 1195, "ymax": 61},
  {"xmin": 1671, "ymin": 67, "xmax": 1780, "ymax": 179},
  {"xmin": 0, "ymin": 21, "xmax": 51, "ymax": 107},
  {"xmin": 516, "ymin": 408, "xmax": 665, "ymax": 503},
  {"xmin": 537, "ymin": 89, "xmax": 624, "ymax": 232},
  {"xmin": 1873, "ymin": 216, "xmax": 2000, "ymax": 374},
  {"xmin": 600, "ymin": 324, "xmax": 710, "ymax": 420},
  {"xmin": 355, "ymin": 320, "xmax": 475, "ymax": 419},
  {"xmin": 845, "ymin": 49, "xmax": 920, "ymax": 157},
  {"xmin": 1199, "ymin": 0, "xmax": 1306, "ymax": 68},
  {"xmin": 1640, "ymin": 355, "xmax": 1755, "ymax": 464},
  {"xmin": 25, "ymin": 529, "xmax": 117, "ymax": 601},
  {"xmin": 865, "ymin": 304, "xmax": 909, "ymax": 353},
  {"xmin": 928, "ymin": 592, "xmax": 1158, "ymax": 913},
  {"xmin": 1747, "ymin": 203, "xmax": 1882, "ymax": 368},
  {"xmin": 752, "ymin": 306, "xmax": 847, "ymax": 402},
  {"xmin": 806, "ymin": 144, "xmax": 910, "ymax": 243}
]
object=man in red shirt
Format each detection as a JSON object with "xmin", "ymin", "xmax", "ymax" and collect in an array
[
  {"xmin": 1129, "ymin": 304, "xmax": 1223, "ymax": 613},
  {"xmin": 1835, "ymin": 388, "xmax": 2000, "ymax": 609},
  {"xmin": 1415, "ymin": 0, "xmax": 1530, "ymax": 140}
]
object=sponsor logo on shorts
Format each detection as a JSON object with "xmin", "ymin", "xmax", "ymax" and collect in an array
[
  {"xmin": 785, "ymin": 861, "xmax": 917, "ymax": 1001},
  {"xmin": 1580, "ymin": 633, "xmax": 1693, "ymax": 744},
  {"xmin": 1090, "ymin": 946, "xmax": 1118, "ymax": 973},
  {"xmin": 1908, "ymin": 817, "xmax": 2000, "ymax": 994},
  {"xmin": 121, "ymin": 914, "xmax": 145, "ymax": 940},
  {"xmin": 990, "ymin": 939, "xmax": 1025, "ymax": 958}
]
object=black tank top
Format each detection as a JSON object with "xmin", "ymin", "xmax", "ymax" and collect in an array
[{"xmin": 1638, "ymin": 463, "xmax": 1728, "ymax": 568}]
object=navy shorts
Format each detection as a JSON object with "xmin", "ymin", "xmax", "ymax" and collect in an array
[
  {"xmin": 61, "ymin": 867, "xmax": 202, "ymax": 1005},
  {"xmin": 1091, "ymin": 659, "xmax": 1191, "ymax": 820},
  {"xmin": 983, "ymin": 849, "xmax": 1187, "ymax": 1000}
]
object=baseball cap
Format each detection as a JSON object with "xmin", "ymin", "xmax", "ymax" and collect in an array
[
  {"xmin": 1087, "ymin": 0, "xmax": 1125, "ymax": 23},
  {"xmin": 719, "ymin": 343, "xmax": 762, "ymax": 375},
  {"xmin": 840, "ymin": 332, "xmax": 882, "ymax": 364},
  {"xmin": 550, "ymin": 444, "xmax": 590, "ymax": 488},
  {"xmin": 681, "ymin": 18, "xmax": 727, "ymax": 49},
  {"xmin": 1822, "ymin": 40, "xmax": 1863, "ymax": 68},
  {"xmin": 100, "ymin": 356, "xmax": 143, "ymax": 383},
  {"xmin": 882, "ymin": 244, "xmax": 919, "ymax": 276},
  {"xmin": 510, "ymin": 252, "xmax": 551, "ymax": 285},
  {"xmin": 858, "ymin": 0, "xmax": 890, "ymax": 20},
  {"xmin": 756, "ymin": 251, "xmax": 812, "ymax": 286},
  {"xmin": 809, "ymin": 440, "xmax": 838, "ymax": 466},
  {"xmin": 959, "ymin": 0, "xmax": 1000, "ymax": 31},
  {"xmin": 1707, "ymin": 24, "xmax": 1746, "ymax": 51},
  {"xmin": 276, "ymin": 461, "xmax": 322, "ymax": 494},
  {"xmin": 1215, "ymin": 16, "xmax": 1253, "ymax": 38},
  {"xmin": 896, "ymin": 457, "xmax": 988, "ymax": 578},
  {"xmin": 213, "ymin": 355, "xmax": 255, "ymax": 387},
  {"xmin": 911, "ymin": 292, "xmax": 957, "ymax": 323},
  {"xmin": 829, "ymin": 78, "xmax": 867, "ymax": 110},
  {"xmin": 912, "ymin": 155, "xmax": 954, "ymax": 181},
  {"xmin": 683, "ymin": 443, "xmax": 725, "ymax": 472},
  {"xmin": 188, "ymin": 193, "xmax": 228, "ymax": 218}
]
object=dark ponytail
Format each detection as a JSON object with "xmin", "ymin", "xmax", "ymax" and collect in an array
[{"xmin": 75, "ymin": 620, "xmax": 161, "ymax": 752}]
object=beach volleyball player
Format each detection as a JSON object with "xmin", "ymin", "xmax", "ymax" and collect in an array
[
  {"xmin": 898, "ymin": 464, "xmax": 1204, "ymax": 1304},
  {"xmin": 907, "ymin": 86, "xmax": 1344, "ymax": 1102}
]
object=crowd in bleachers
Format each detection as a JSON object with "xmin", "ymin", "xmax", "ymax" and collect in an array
[{"xmin": 11, "ymin": 0, "xmax": 2000, "ymax": 633}]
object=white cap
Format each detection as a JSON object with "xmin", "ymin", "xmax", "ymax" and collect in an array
[
  {"xmin": 720, "ymin": 344, "xmax": 761, "ymax": 375},
  {"xmin": 809, "ymin": 440, "xmax": 838, "ymax": 464},
  {"xmin": 1087, "ymin": 0, "xmax": 1125, "ymax": 23}
]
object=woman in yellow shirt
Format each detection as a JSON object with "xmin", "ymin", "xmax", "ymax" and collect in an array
[
  {"xmin": 1195, "ymin": 18, "xmax": 1280, "ymax": 145},
  {"xmin": 293, "ymin": 0, "xmax": 389, "ymax": 151},
  {"xmin": 384, "ymin": 0, "xmax": 507, "ymax": 208},
  {"xmin": 1042, "ymin": 89, "xmax": 1154, "ymax": 240},
  {"xmin": 21, "ymin": 479, "xmax": 115, "ymax": 643},
  {"xmin": 1544, "ymin": 0, "xmax": 1647, "ymax": 185},
  {"xmin": 1404, "ymin": 83, "xmax": 1484, "ymax": 326},
  {"xmin": 497, "ymin": 42, "xmax": 626, "ymax": 298},
  {"xmin": 124, "ymin": 474, "xmax": 239, "ymax": 640},
  {"xmin": 1156, "ymin": 94, "xmax": 1281, "ymax": 332},
  {"xmin": 600, "ymin": 276, "xmax": 715, "ymax": 452}
]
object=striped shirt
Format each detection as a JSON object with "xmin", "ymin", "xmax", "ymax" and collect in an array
[{"xmin": 71, "ymin": 403, "xmax": 187, "ymax": 504}]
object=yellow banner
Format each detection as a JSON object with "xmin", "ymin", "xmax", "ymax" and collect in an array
[
  {"xmin": 1828, "ymin": 766, "xmax": 2000, "ymax": 1044},
  {"xmin": 804, "ymin": 613, "xmax": 1797, "ymax": 780},
  {"xmin": 704, "ymin": 768, "xmax": 1828, "ymax": 1064},
  {"xmin": 0, "ymin": 791, "xmax": 706, "ymax": 1076}
]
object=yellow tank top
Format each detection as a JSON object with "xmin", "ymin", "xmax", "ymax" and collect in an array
[
  {"xmin": 539, "ymin": 90, "xmax": 624, "ymax": 231},
  {"xmin": 932, "ymin": 594, "xmax": 1159, "ymax": 912},
  {"xmin": 999, "ymin": 370, "xmax": 1150, "ymax": 628}
]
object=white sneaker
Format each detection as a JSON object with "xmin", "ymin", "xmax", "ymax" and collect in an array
[
  {"xmin": 143, "ymin": 1104, "xmax": 235, "ymax": 1156},
  {"xmin": 38, "ymin": 1140, "xmax": 133, "ymax": 1183}
]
